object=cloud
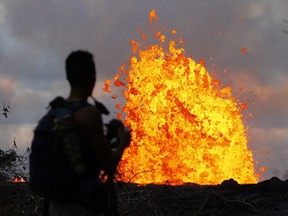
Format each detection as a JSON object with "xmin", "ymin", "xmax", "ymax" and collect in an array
[
  {"xmin": 255, "ymin": 81, "xmax": 288, "ymax": 128},
  {"xmin": 0, "ymin": 1, "xmax": 6, "ymax": 26},
  {"xmin": 250, "ymin": 127, "xmax": 288, "ymax": 180},
  {"xmin": 283, "ymin": 169, "xmax": 288, "ymax": 180},
  {"xmin": 0, "ymin": 123, "xmax": 34, "ymax": 153},
  {"xmin": 0, "ymin": 76, "xmax": 16, "ymax": 101},
  {"xmin": 247, "ymin": 2, "xmax": 268, "ymax": 19},
  {"xmin": 0, "ymin": 78, "xmax": 66, "ymax": 125},
  {"xmin": 224, "ymin": 68, "xmax": 288, "ymax": 130}
]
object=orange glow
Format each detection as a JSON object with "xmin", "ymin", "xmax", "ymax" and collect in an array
[
  {"xmin": 117, "ymin": 113, "xmax": 122, "ymax": 120},
  {"xmin": 242, "ymin": 47, "xmax": 247, "ymax": 54},
  {"xmin": 149, "ymin": 9, "xmax": 158, "ymax": 25},
  {"xmin": 154, "ymin": 31, "xmax": 161, "ymax": 37},
  {"xmin": 240, "ymin": 103, "xmax": 247, "ymax": 110},
  {"xmin": 171, "ymin": 30, "xmax": 177, "ymax": 35},
  {"xmin": 12, "ymin": 177, "xmax": 25, "ymax": 183},
  {"xmin": 114, "ymin": 79, "xmax": 125, "ymax": 87},
  {"xmin": 103, "ymin": 80, "xmax": 112, "ymax": 93},
  {"xmin": 142, "ymin": 34, "xmax": 148, "ymax": 39},
  {"xmin": 260, "ymin": 166, "xmax": 266, "ymax": 173},
  {"xmin": 105, "ymin": 10, "xmax": 258, "ymax": 185}
]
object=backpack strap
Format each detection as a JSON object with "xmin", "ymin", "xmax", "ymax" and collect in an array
[
  {"xmin": 49, "ymin": 96, "xmax": 68, "ymax": 108},
  {"xmin": 49, "ymin": 96, "xmax": 91, "ymax": 112}
]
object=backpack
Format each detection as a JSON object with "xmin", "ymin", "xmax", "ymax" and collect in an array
[{"xmin": 29, "ymin": 96, "xmax": 96, "ymax": 200}]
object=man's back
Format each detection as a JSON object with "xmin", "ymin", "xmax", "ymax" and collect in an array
[
  {"xmin": 30, "ymin": 50, "xmax": 130, "ymax": 216},
  {"xmin": 73, "ymin": 105, "xmax": 116, "ymax": 174}
]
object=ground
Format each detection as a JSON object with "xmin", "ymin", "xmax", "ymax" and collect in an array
[{"xmin": 0, "ymin": 177, "xmax": 288, "ymax": 216}]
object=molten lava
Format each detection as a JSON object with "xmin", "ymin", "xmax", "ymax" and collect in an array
[
  {"xmin": 105, "ymin": 10, "xmax": 258, "ymax": 185},
  {"xmin": 12, "ymin": 177, "xmax": 25, "ymax": 183}
]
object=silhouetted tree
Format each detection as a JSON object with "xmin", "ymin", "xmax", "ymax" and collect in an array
[
  {"xmin": 1, "ymin": 103, "xmax": 10, "ymax": 118},
  {"xmin": 0, "ymin": 104, "xmax": 28, "ymax": 182}
]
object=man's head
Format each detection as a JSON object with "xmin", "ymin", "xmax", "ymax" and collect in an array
[{"xmin": 65, "ymin": 50, "xmax": 96, "ymax": 94}]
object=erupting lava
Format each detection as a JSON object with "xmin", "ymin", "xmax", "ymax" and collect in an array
[{"xmin": 104, "ymin": 10, "xmax": 258, "ymax": 185}]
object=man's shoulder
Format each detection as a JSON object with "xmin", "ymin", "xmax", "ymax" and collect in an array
[
  {"xmin": 75, "ymin": 105, "xmax": 102, "ymax": 121},
  {"xmin": 73, "ymin": 104, "xmax": 104, "ymax": 135}
]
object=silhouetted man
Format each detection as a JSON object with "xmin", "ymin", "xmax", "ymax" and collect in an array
[{"xmin": 30, "ymin": 50, "xmax": 130, "ymax": 216}]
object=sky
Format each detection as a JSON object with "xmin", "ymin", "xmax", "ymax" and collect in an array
[{"xmin": 0, "ymin": 0, "xmax": 288, "ymax": 181}]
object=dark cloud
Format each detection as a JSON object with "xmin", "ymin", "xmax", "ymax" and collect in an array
[{"xmin": 1, "ymin": 0, "xmax": 150, "ymax": 81}]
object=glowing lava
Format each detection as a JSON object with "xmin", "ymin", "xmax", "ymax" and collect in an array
[
  {"xmin": 104, "ymin": 10, "xmax": 258, "ymax": 185},
  {"xmin": 12, "ymin": 177, "xmax": 25, "ymax": 183}
]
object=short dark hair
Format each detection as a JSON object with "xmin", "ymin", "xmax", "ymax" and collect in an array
[{"xmin": 65, "ymin": 50, "xmax": 96, "ymax": 87}]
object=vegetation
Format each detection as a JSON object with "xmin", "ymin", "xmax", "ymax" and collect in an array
[
  {"xmin": 1, "ymin": 103, "xmax": 10, "ymax": 118},
  {"xmin": 0, "ymin": 104, "xmax": 28, "ymax": 182}
]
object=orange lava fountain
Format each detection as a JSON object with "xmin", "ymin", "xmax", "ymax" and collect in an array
[{"xmin": 104, "ymin": 10, "xmax": 258, "ymax": 185}]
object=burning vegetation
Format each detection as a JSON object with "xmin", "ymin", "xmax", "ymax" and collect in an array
[{"xmin": 104, "ymin": 10, "xmax": 258, "ymax": 185}]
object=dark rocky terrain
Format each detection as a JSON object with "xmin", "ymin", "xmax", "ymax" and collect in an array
[{"xmin": 1, "ymin": 177, "xmax": 288, "ymax": 216}]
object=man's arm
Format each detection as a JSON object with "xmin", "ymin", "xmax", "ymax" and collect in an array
[{"xmin": 74, "ymin": 106, "xmax": 129, "ymax": 174}]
